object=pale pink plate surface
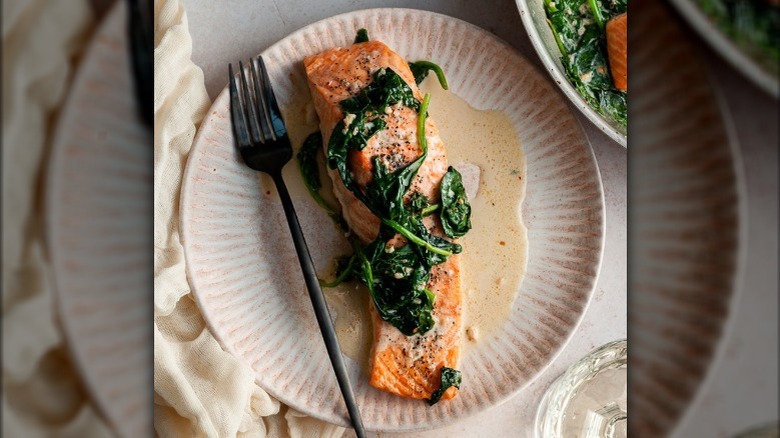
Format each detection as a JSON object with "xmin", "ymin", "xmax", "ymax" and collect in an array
[
  {"xmin": 181, "ymin": 9, "xmax": 604, "ymax": 431},
  {"xmin": 46, "ymin": 3, "xmax": 152, "ymax": 437}
]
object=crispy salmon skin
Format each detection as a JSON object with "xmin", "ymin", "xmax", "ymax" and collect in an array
[{"xmin": 304, "ymin": 40, "xmax": 462, "ymax": 401}]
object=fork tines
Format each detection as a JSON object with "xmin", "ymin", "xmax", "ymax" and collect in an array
[{"xmin": 228, "ymin": 56, "xmax": 286, "ymax": 147}]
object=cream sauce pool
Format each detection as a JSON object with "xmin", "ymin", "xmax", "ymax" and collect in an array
[{"xmin": 280, "ymin": 73, "xmax": 527, "ymax": 372}]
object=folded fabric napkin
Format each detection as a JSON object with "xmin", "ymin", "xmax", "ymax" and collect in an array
[{"xmin": 153, "ymin": 0, "xmax": 345, "ymax": 436}]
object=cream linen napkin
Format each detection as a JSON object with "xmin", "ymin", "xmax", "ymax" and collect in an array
[
  {"xmin": 2, "ymin": 0, "xmax": 112, "ymax": 436},
  {"xmin": 153, "ymin": 1, "xmax": 345, "ymax": 436}
]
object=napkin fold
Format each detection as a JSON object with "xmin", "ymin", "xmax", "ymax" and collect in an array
[
  {"xmin": 2, "ymin": 0, "xmax": 111, "ymax": 436},
  {"xmin": 153, "ymin": 1, "xmax": 345, "ymax": 436}
]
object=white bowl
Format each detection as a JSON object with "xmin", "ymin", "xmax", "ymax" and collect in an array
[
  {"xmin": 515, "ymin": 0, "xmax": 628, "ymax": 147},
  {"xmin": 667, "ymin": 0, "xmax": 779, "ymax": 98}
]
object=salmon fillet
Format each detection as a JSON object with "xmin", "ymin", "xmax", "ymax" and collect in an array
[
  {"xmin": 304, "ymin": 40, "xmax": 462, "ymax": 401},
  {"xmin": 606, "ymin": 12, "xmax": 627, "ymax": 92}
]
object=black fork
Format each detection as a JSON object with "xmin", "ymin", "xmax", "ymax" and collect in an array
[
  {"xmin": 229, "ymin": 56, "xmax": 366, "ymax": 438},
  {"xmin": 127, "ymin": 0, "xmax": 152, "ymax": 126}
]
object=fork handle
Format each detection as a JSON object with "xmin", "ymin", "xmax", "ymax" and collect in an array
[{"xmin": 270, "ymin": 171, "xmax": 367, "ymax": 438}]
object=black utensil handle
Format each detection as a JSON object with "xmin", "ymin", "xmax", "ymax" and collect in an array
[
  {"xmin": 271, "ymin": 172, "xmax": 366, "ymax": 438},
  {"xmin": 127, "ymin": 0, "xmax": 153, "ymax": 127}
]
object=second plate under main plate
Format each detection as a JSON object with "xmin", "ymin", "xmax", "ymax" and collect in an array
[{"xmin": 180, "ymin": 9, "xmax": 604, "ymax": 431}]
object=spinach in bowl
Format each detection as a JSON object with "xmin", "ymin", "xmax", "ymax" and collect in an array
[
  {"xmin": 543, "ymin": 0, "xmax": 627, "ymax": 126},
  {"xmin": 697, "ymin": 0, "xmax": 780, "ymax": 77}
]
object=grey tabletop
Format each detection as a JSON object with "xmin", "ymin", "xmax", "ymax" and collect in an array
[{"xmin": 177, "ymin": 0, "xmax": 775, "ymax": 436}]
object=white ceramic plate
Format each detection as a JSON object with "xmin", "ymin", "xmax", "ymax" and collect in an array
[
  {"xmin": 629, "ymin": 1, "xmax": 744, "ymax": 435},
  {"xmin": 181, "ymin": 9, "xmax": 604, "ymax": 431},
  {"xmin": 515, "ymin": 0, "xmax": 627, "ymax": 147},
  {"xmin": 46, "ymin": 3, "xmax": 152, "ymax": 436},
  {"xmin": 668, "ymin": 0, "xmax": 779, "ymax": 98}
]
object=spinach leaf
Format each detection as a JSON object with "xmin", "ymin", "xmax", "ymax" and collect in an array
[
  {"xmin": 407, "ymin": 192, "xmax": 440, "ymax": 216},
  {"xmin": 297, "ymin": 131, "xmax": 348, "ymax": 229},
  {"xmin": 567, "ymin": 41, "xmax": 612, "ymax": 91},
  {"xmin": 598, "ymin": 89, "xmax": 627, "ymax": 126},
  {"xmin": 698, "ymin": 0, "xmax": 779, "ymax": 73},
  {"xmin": 408, "ymin": 192, "xmax": 431, "ymax": 214},
  {"xmin": 330, "ymin": 111, "xmax": 387, "ymax": 153},
  {"xmin": 298, "ymin": 132, "xmax": 324, "ymax": 192},
  {"xmin": 319, "ymin": 253, "xmax": 357, "ymax": 288},
  {"xmin": 409, "ymin": 61, "xmax": 449, "ymax": 90},
  {"xmin": 366, "ymin": 155, "xmax": 426, "ymax": 220},
  {"xmin": 587, "ymin": 0, "xmax": 605, "ymax": 29},
  {"xmin": 380, "ymin": 215, "xmax": 458, "ymax": 259},
  {"xmin": 340, "ymin": 68, "xmax": 420, "ymax": 114},
  {"xmin": 440, "ymin": 167, "xmax": 472, "ymax": 238},
  {"xmin": 354, "ymin": 28, "xmax": 370, "ymax": 44},
  {"xmin": 408, "ymin": 215, "xmax": 462, "ymax": 267},
  {"xmin": 354, "ymin": 237, "xmax": 436, "ymax": 335},
  {"xmin": 427, "ymin": 367, "xmax": 462, "ymax": 405}
]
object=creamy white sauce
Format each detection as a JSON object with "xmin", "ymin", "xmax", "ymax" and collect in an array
[
  {"xmin": 278, "ymin": 73, "xmax": 331, "ymax": 202},
  {"xmin": 279, "ymin": 72, "xmax": 527, "ymax": 369},
  {"xmin": 321, "ymin": 278, "xmax": 373, "ymax": 374},
  {"xmin": 419, "ymin": 78, "xmax": 528, "ymax": 353}
]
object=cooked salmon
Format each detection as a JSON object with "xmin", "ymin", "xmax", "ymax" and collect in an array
[
  {"xmin": 606, "ymin": 12, "xmax": 627, "ymax": 92},
  {"xmin": 304, "ymin": 40, "xmax": 462, "ymax": 401}
]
